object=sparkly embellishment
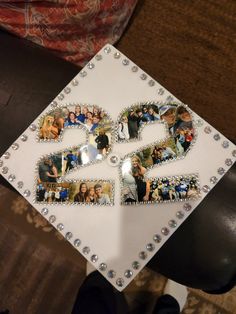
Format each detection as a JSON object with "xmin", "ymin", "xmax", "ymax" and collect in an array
[
  {"xmin": 168, "ymin": 220, "xmax": 177, "ymax": 228},
  {"xmin": 108, "ymin": 154, "xmax": 120, "ymax": 167},
  {"xmin": 49, "ymin": 215, "xmax": 56, "ymax": 223},
  {"xmin": 116, "ymin": 278, "xmax": 124, "ymax": 287},
  {"xmin": 218, "ymin": 167, "xmax": 225, "ymax": 175},
  {"xmin": 161, "ymin": 227, "xmax": 169, "ymax": 236},
  {"xmin": 0, "ymin": 160, "xmax": 3, "ymax": 167},
  {"xmin": 29, "ymin": 124, "xmax": 37, "ymax": 131},
  {"xmin": 139, "ymin": 251, "xmax": 147, "ymax": 260},
  {"xmin": 132, "ymin": 261, "xmax": 140, "ymax": 270},
  {"xmin": 57, "ymin": 223, "xmax": 64, "ymax": 231},
  {"xmin": 148, "ymin": 80, "xmax": 155, "ymax": 87},
  {"xmin": 65, "ymin": 232, "xmax": 73, "ymax": 240},
  {"xmin": 122, "ymin": 59, "xmax": 129, "ymax": 65},
  {"xmin": 104, "ymin": 46, "xmax": 111, "ymax": 54},
  {"xmin": 110, "ymin": 155, "xmax": 118, "ymax": 163},
  {"xmin": 232, "ymin": 150, "xmax": 236, "ymax": 157},
  {"xmin": 196, "ymin": 119, "xmax": 203, "ymax": 127},
  {"xmin": 107, "ymin": 270, "xmax": 116, "ymax": 278},
  {"xmin": 95, "ymin": 54, "xmax": 102, "ymax": 61},
  {"xmin": 176, "ymin": 211, "xmax": 184, "ymax": 219},
  {"xmin": 71, "ymin": 79, "xmax": 79, "ymax": 86},
  {"xmin": 99, "ymin": 263, "xmax": 107, "ymax": 271},
  {"xmin": 20, "ymin": 134, "xmax": 28, "ymax": 142},
  {"xmin": 146, "ymin": 243, "xmax": 155, "ymax": 252},
  {"xmin": 131, "ymin": 65, "xmax": 138, "ymax": 72},
  {"xmin": 82, "ymin": 246, "xmax": 90, "ymax": 255},
  {"xmin": 183, "ymin": 203, "xmax": 192, "ymax": 211},
  {"xmin": 157, "ymin": 88, "xmax": 164, "ymax": 95},
  {"xmin": 8, "ymin": 174, "xmax": 16, "ymax": 182},
  {"xmin": 222, "ymin": 141, "xmax": 229, "ymax": 148},
  {"xmin": 204, "ymin": 126, "xmax": 212, "ymax": 134},
  {"xmin": 17, "ymin": 181, "xmax": 24, "ymax": 189},
  {"xmin": 202, "ymin": 185, "xmax": 210, "ymax": 193},
  {"xmin": 153, "ymin": 234, "xmax": 162, "ymax": 243},
  {"xmin": 140, "ymin": 73, "xmax": 147, "ymax": 80},
  {"xmin": 23, "ymin": 189, "xmax": 31, "ymax": 197},
  {"xmin": 91, "ymin": 254, "xmax": 98, "ymax": 263},
  {"xmin": 3, "ymin": 152, "xmax": 10, "ymax": 159},
  {"xmin": 213, "ymin": 133, "xmax": 220, "ymax": 141},
  {"xmin": 80, "ymin": 70, "xmax": 87, "ymax": 77},
  {"xmin": 225, "ymin": 158, "xmax": 233, "ymax": 166},
  {"xmin": 50, "ymin": 100, "xmax": 58, "ymax": 108},
  {"xmin": 87, "ymin": 62, "xmax": 95, "ymax": 69},
  {"xmin": 2, "ymin": 167, "xmax": 8, "ymax": 174},
  {"xmin": 64, "ymin": 87, "xmax": 71, "ymax": 94},
  {"xmin": 74, "ymin": 239, "xmax": 81, "ymax": 247},
  {"xmin": 11, "ymin": 143, "xmax": 19, "ymax": 150},
  {"xmin": 210, "ymin": 176, "xmax": 218, "ymax": 184},
  {"xmin": 114, "ymin": 52, "xmax": 121, "ymax": 59},
  {"xmin": 41, "ymin": 208, "xmax": 48, "ymax": 215},
  {"xmin": 124, "ymin": 269, "xmax": 133, "ymax": 278},
  {"xmin": 58, "ymin": 93, "xmax": 64, "ymax": 101}
]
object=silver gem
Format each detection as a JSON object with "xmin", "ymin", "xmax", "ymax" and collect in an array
[
  {"xmin": 148, "ymin": 80, "xmax": 155, "ymax": 86},
  {"xmin": 91, "ymin": 254, "xmax": 98, "ymax": 263},
  {"xmin": 196, "ymin": 119, "xmax": 203, "ymax": 127},
  {"xmin": 8, "ymin": 174, "xmax": 16, "ymax": 182},
  {"xmin": 99, "ymin": 263, "xmax": 107, "ymax": 271},
  {"xmin": 232, "ymin": 150, "xmax": 236, "ymax": 157},
  {"xmin": 116, "ymin": 278, "xmax": 124, "ymax": 287},
  {"xmin": 222, "ymin": 141, "xmax": 229, "ymax": 148},
  {"xmin": 65, "ymin": 232, "xmax": 73, "ymax": 240},
  {"xmin": 82, "ymin": 246, "xmax": 90, "ymax": 255},
  {"xmin": 114, "ymin": 52, "xmax": 121, "ymax": 59},
  {"xmin": 104, "ymin": 46, "xmax": 111, "ymax": 54},
  {"xmin": 131, "ymin": 65, "xmax": 138, "ymax": 72},
  {"xmin": 49, "ymin": 215, "xmax": 56, "ymax": 223},
  {"xmin": 140, "ymin": 73, "xmax": 147, "ymax": 80},
  {"xmin": 168, "ymin": 220, "xmax": 177, "ymax": 228},
  {"xmin": 213, "ymin": 133, "xmax": 220, "ymax": 141},
  {"xmin": 210, "ymin": 176, "xmax": 218, "ymax": 184},
  {"xmin": 218, "ymin": 167, "xmax": 225, "ymax": 175},
  {"xmin": 17, "ymin": 181, "xmax": 24, "ymax": 189},
  {"xmin": 153, "ymin": 234, "xmax": 162, "ymax": 243},
  {"xmin": 41, "ymin": 208, "xmax": 48, "ymax": 215},
  {"xmin": 20, "ymin": 134, "xmax": 28, "ymax": 142},
  {"xmin": 161, "ymin": 227, "xmax": 169, "ymax": 236},
  {"xmin": 58, "ymin": 94, "xmax": 64, "ymax": 101},
  {"xmin": 202, "ymin": 185, "xmax": 210, "ymax": 193},
  {"xmin": 124, "ymin": 269, "xmax": 133, "ymax": 278},
  {"xmin": 95, "ymin": 54, "xmax": 102, "ymax": 61},
  {"xmin": 0, "ymin": 160, "xmax": 3, "ymax": 167},
  {"xmin": 3, "ymin": 152, "xmax": 10, "ymax": 159},
  {"xmin": 204, "ymin": 126, "xmax": 212, "ymax": 134},
  {"xmin": 57, "ymin": 223, "xmax": 64, "ymax": 231},
  {"xmin": 23, "ymin": 189, "xmax": 31, "ymax": 197},
  {"xmin": 29, "ymin": 124, "xmax": 37, "ymax": 131},
  {"xmin": 225, "ymin": 158, "xmax": 233, "ymax": 166},
  {"xmin": 146, "ymin": 243, "xmax": 155, "ymax": 252},
  {"xmin": 50, "ymin": 100, "xmax": 58, "ymax": 108},
  {"xmin": 74, "ymin": 239, "xmax": 81, "ymax": 247},
  {"xmin": 176, "ymin": 211, "xmax": 184, "ymax": 219},
  {"xmin": 107, "ymin": 270, "xmax": 116, "ymax": 278},
  {"xmin": 87, "ymin": 62, "xmax": 95, "ymax": 69},
  {"xmin": 139, "ymin": 251, "xmax": 147, "ymax": 260},
  {"xmin": 64, "ymin": 87, "xmax": 71, "ymax": 94},
  {"xmin": 80, "ymin": 70, "xmax": 87, "ymax": 77},
  {"xmin": 122, "ymin": 59, "xmax": 129, "ymax": 65},
  {"xmin": 71, "ymin": 79, "xmax": 79, "ymax": 86},
  {"xmin": 132, "ymin": 261, "xmax": 140, "ymax": 270},
  {"xmin": 11, "ymin": 143, "xmax": 19, "ymax": 150},
  {"xmin": 110, "ymin": 155, "xmax": 118, "ymax": 163},
  {"xmin": 183, "ymin": 203, "xmax": 192, "ymax": 211},
  {"xmin": 157, "ymin": 88, "xmax": 164, "ymax": 95},
  {"xmin": 2, "ymin": 167, "xmax": 8, "ymax": 174}
]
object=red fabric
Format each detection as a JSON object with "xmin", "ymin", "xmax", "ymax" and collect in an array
[{"xmin": 0, "ymin": 0, "xmax": 137, "ymax": 66}]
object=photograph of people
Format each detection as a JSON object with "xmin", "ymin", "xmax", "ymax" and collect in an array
[
  {"xmin": 118, "ymin": 116, "xmax": 130, "ymax": 140},
  {"xmin": 94, "ymin": 183, "xmax": 111, "ymax": 205},
  {"xmin": 64, "ymin": 111, "xmax": 78, "ymax": 126},
  {"xmin": 75, "ymin": 105, "xmax": 85, "ymax": 123},
  {"xmin": 159, "ymin": 104, "xmax": 177, "ymax": 132},
  {"xmin": 64, "ymin": 150, "xmax": 79, "ymax": 172},
  {"xmin": 122, "ymin": 173, "xmax": 138, "ymax": 203},
  {"xmin": 52, "ymin": 109, "xmax": 65, "ymax": 135},
  {"xmin": 95, "ymin": 129, "xmax": 109, "ymax": 155},
  {"xmin": 74, "ymin": 182, "xmax": 88, "ymax": 202},
  {"xmin": 127, "ymin": 109, "xmax": 139, "ymax": 139},
  {"xmin": 38, "ymin": 158, "xmax": 59, "ymax": 183},
  {"xmin": 131, "ymin": 155, "xmax": 150, "ymax": 202},
  {"xmin": 86, "ymin": 187, "xmax": 96, "ymax": 203},
  {"xmin": 39, "ymin": 115, "xmax": 59, "ymax": 139}
]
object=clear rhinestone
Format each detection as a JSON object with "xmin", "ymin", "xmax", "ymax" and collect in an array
[
  {"xmin": 58, "ymin": 94, "xmax": 64, "ymax": 101},
  {"xmin": 157, "ymin": 88, "xmax": 164, "ymax": 95},
  {"xmin": 64, "ymin": 87, "xmax": 71, "ymax": 94},
  {"xmin": 148, "ymin": 80, "xmax": 155, "ymax": 86},
  {"xmin": 132, "ymin": 261, "xmax": 140, "ymax": 270},
  {"xmin": 204, "ymin": 126, "xmax": 212, "ymax": 134},
  {"xmin": 116, "ymin": 278, "xmax": 124, "ymax": 287},
  {"xmin": 41, "ymin": 208, "xmax": 48, "ymax": 215},
  {"xmin": 50, "ymin": 100, "xmax": 58, "ymax": 108},
  {"xmin": 124, "ymin": 269, "xmax": 133, "ymax": 278},
  {"xmin": 114, "ymin": 52, "xmax": 121, "ymax": 59},
  {"xmin": 17, "ymin": 181, "xmax": 24, "ymax": 189},
  {"xmin": 57, "ymin": 223, "xmax": 64, "ymax": 231},
  {"xmin": 146, "ymin": 243, "xmax": 155, "ymax": 252},
  {"xmin": 161, "ymin": 227, "xmax": 169, "ymax": 236},
  {"xmin": 74, "ymin": 239, "xmax": 81, "ymax": 247},
  {"xmin": 122, "ymin": 59, "xmax": 129, "ymax": 65},
  {"xmin": 196, "ymin": 119, "xmax": 203, "ymax": 127},
  {"xmin": 176, "ymin": 211, "xmax": 184, "ymax": 219},
  {"xmin": 104, "ymin": 46, "xmax": 111, "ymax": 54},
  {"xmin": 218, "ymin": 167, "xmax": 225, "ymax": 175},
  {"xmin": 213, "ymin": 133, "xmax": 220, "ymax": 141},
  {"xmin": 140, "ymin": 73, "xmax": 147, "ymax": 80},
  {"xmin": 82, "ymin": 246, "xmax": 90, "ymax": 255},
  {"xmin": 107, "ymin": 270, "xmax": 116, "ymax": 278},
  {"xmin": 20, "ymin": 134, "xmax": 28, "ymax": 142},
  {"xmin": 11, "ymin": 143, "xmax": 19, "ymax": 150},
  {"xmin": 2, "ymin": 167, "xmax": 8, "ymax": 174},
  {"xmin": 87, "ymin": 62, "xmax": 95, "ymax": 69},
  {"xmin": 110, "ymin": 155, "xmax": 118, "ymax": 163},
  {"xmin": 95, "ymin": 54, "xmax": 102, "ymax": 61},
  {"xmin": 153, "ymin": 234, "xmax": 162, "ymax": 243},
  {"xmin": 202, "ymin": 185, "xmax": 210, "ymax": 193},
  {"xmin": 225, "ymin": 158, "xmax": 233, "ymax": 166},
  {"xmin": 183, "ymin": 203, "xmax": 192, "ymax": 211},
  {"xmin": 80, "ymin": 70, "xmax": 87, "ymax": 77},
  {"xmin": 210, "ymin": 176, "xmax": 218, "ymax": 184},
  {"xmin": 23, "ymin": 189, "xmax": 31, "ymax": 197},
  {"xmin": 65, "ymin": 232, "xmax": 73, "ymax": 240},
  {"xmin": 232, "ymin": 150, "xmax": 236, "ymax": 157},
  {"xmin": 99, "ymin": 263, "xmax": 107, "ymax": 271},
  {"xmin": 166, "ymin": 95, "xmax": 174, "ymax": 102},
  {"xmin": 3, "ymin": 152, "xmax": 10, "ymax": 159},
  {"xmin": 71, "ymin": 79, "xmax": 79, "ymax": 86},
  {"xmin": 29, "ymin": 124, "xmax": 37, "ymax": 131},
  {"xmin": 222, "ymin": 141, "xmax": 229, "ymax": 148},
  {"xmin": 139, "ymin": 251, "xmax": 147, "ymax": 260},
  {"xmin": 91, "ymin": 254, "xmax": 98, "ymax": 263},
  {"xmin": 0, "ymin": 160, "xmax": 3, "ymax": 167},
  {"xmin": 168, "ymin": 220, "xmax": 177, "ymax": 228},
  {"xmin": 49, "ymin": 215, "xmax": 56, "ymax": 223},
  {"xmin": 131, "ymin": 65, "xmax": 138, "ymax": 72},
  {"xmin": 8, "ymin": 174, "xmax": 16, "ymax": 182}
]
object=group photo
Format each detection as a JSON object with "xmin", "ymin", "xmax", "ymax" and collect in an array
[{"xmin": 36, "ymin": 182, "xmax": 70, "ymax": 203}]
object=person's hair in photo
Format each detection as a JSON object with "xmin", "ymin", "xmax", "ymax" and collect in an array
[
  {"xmin": 176, "ymin": 106, "xmax": 192, "ymax": 122},
  {"xmin": 131, "ymin": 155, "xmax": 145, "ymax": 178},
  {"xmin": 92, "ymin": 106, "xmax": 100, "ymax": 117},
  {"xmin": 67, "ymin": 111, "xmax": 77, "ymax": 124},
  {"xmin": 86, "ymin": 186, "xmax": 96, "ymax": 203},
  {"xmin": 75, "ymin": 105, "xmax": 81, "ymax": 115},
  {"xmin": 74, "ymin": 182, "xmax": 89, "ymax": 202}
]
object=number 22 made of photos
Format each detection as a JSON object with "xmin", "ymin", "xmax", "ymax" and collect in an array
[{"xmin": 36, "ymin": 102, "xmax": 200, "ymax": 206}]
